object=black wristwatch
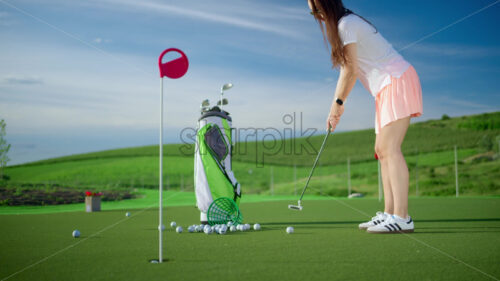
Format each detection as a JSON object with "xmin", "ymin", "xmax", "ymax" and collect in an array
[{"xmin": 335, "ymin": 98, "xmax": 344, "ymax": 106}]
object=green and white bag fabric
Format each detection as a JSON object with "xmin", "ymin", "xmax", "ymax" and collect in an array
[{"xmin": 194, "ymin": 108, "xmax": 241, "ymax": 223}]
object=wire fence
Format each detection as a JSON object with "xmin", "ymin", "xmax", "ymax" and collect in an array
[
  {"xmin": 1, "ymin": 141, "xmax": 499, "ymax": 204},
  {"xmin": 256, "ymin": 143, "xmax": 499, "ymax": 198}
]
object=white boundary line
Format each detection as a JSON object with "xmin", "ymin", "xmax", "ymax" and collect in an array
[
  {"xmin": 1, "ymin": 0, "xmax": 499, "ymax": 279},
  {"xmin": 0, "ymin": 192, "xmax": 182, "ymax": 281},
  {"xmin": 404, "ymin": 233, "xmax": 500, "ymax": 281},
  {"xmin": 0, "ymin": 0, "xmax": 153, "ymax": 76},
  {"xmin": 1, "ymin": 0, "xmax": 498, "ymax": 104},
  {"xmin": 306, "ymin": 0, "xmax": 500, "ymax": 96},
  {"xmin": 326, "ymin": 197, "xmax": 500, "ymax": 281},
  {"xmin": 398, "ymin": 0, "xmax": 500, "ymax": 52}
]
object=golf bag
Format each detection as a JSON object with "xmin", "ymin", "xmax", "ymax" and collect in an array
[{"xmin": 194, "ymin": 107, "xmax": 241, "ymax": 223}]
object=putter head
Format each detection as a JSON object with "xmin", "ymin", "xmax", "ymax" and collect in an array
[
  {"xmin": 288, "ymin": 205, "xmax": 303, "ymax": 211},
  {"xmin": 288, "ymin": 200, "xmax": 303, "ymax": 211}
]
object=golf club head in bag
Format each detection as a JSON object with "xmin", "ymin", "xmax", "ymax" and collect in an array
[
  {"xmin": 219, "ymin": 83, "xmax": 233, "ymax": 110},
  {"xmin": 200, "ymin": 99, "xmax": 210, "ymax": 114},
  {"xmin": 217, "ymin": 98, "xmax": 228, "ymax": 106}
]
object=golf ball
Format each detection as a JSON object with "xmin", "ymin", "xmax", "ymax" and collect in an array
[
  {"xmin": 72, "ymin": 230, "xmax": 80, "ymax": 238},
  {"xmin": 236, "ymin": 224, "xmax": 243, "ymax": 231},
  {"xmin": 170, "ymin": 221, "xmax": 177, "ymax": 228},
  {"xmin": 227, "ymin": 221, "xmax": 233, "ymax": 227},
  {"xmin": 158, "ymin": 224, "xmax": 166, "ymax": 231},
  {"xmin": 219, "ymin": 228, "xmax": 227, "ymax": 235},
  {"xmin": 253, "ymin": 223, "xmax": 261, "ymax": 231},
  {"xmin": 176, "ymin": 226, "xmax": 183, "ymax": 233},
  {"xmin": 188, "ymin": 225, "xmax": 195, "ymax": 233},
  {"xmin": 245, "ymin": 224, "xmax": 250, "ymax": 230},
  {"xmin": 286, "ymin": 226, "xmax": 294, "ymax": 234},
  {"xmin": 125, "ymin": 212, "xmax": 131, "ymax": 217},
  {"xmin": 230, "ymin": 225, "xmax": 237, "ymax": 232},
  {"xmin": 204, "ymin": 226, "xmax": 213, "ymax": 234}
]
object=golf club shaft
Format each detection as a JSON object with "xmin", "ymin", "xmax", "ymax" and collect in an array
[{"xmin": 297, "ymin": 129, "xmax": 331, "ymax": 201}]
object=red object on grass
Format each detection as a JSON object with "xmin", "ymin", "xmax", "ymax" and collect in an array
[
  {"xmin": 85, "ymin": 191, "xmax": 102, "ymax": 197},
  {"xmin": 158, "ymin": 48, "xmax": 189, "ymax": 79}
]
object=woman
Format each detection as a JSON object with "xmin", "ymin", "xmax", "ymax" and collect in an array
[{"xmin": 308, "ymin": 0, "xmax": 423, "ymax": 233}]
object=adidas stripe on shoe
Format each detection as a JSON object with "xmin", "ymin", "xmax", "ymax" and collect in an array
[{"xmin": 359, "ymin": 211, "xmax": 388, "ymax": 230}]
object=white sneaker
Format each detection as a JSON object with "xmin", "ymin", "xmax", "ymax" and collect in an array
[
  {"xmin": 367, "ymin": 215, "xmax": 414, "ymax": 234},
  {"xmin": 358, "ymin": 211, "xmax": 388, "ymax": 230}
]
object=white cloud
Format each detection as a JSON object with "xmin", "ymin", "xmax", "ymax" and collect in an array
[
  {"xmin": 93, "ymin": 37, "xmax": 112, "ymax": 44},
  {"xmin": 0, "ymin": 36, "xmax": 377, "ymax": 139},
  {"xmin": 1, "ymin": 0, "xmax": 497, "ymax": 165},
  {"xmin": 89, "ymin": 0, "xmax": 307, "ymax": 39},
  {"xmin": 2, "ymin": 75, "xmax": 43, "ymax": 85},
  {"xmin": 437, "ymin": 95, "xmax": 498, "ymax": 110}
]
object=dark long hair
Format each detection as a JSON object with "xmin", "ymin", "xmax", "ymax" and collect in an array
[{"xmin": 309, "ymin": 0, "xmax": 377, "ymax": 68}]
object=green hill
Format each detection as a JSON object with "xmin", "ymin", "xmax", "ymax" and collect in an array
[
  {"xmin": 17, "ymin": 111, "xmax": 500, "ymax": 167},
  {"xmin": 2, "ymin": 112, "xmax": 499, "ymax": 199}
]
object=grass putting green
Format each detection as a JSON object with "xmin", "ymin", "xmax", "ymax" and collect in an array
[{"xmin": 0, "ymin": 197, "xmax": 499, "ymax": 281}]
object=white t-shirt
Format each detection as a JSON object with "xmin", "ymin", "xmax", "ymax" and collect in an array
[{"xmin": 338, "ymin": 14, "xmax": 410, "ymax": 97}]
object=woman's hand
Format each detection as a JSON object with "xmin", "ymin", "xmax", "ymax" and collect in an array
[{"xmin": 326, "ymin": 103, "xmax": 344, "ymax": 132}]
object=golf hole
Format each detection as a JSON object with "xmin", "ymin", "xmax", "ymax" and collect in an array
[{"xmin": 148, "ymin": 258, "xmax": 170, "ymax": 263}]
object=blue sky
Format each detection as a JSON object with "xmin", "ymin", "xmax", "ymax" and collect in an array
[{"xmin": 1, "ymin": 0, "xmax": 499, "ymax": 165}]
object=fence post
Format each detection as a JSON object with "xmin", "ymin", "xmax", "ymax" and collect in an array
[
  {"xmin": 293, "ymin": 164, "xmax": 297, "ymax": 196},
  {"xmin": 455, "ymin": 145, "xmax": 459, "ymax": 197},
  {"xmin": 270, "ymin": 166, "xmax": 274, "ymax": 196},
  {"xmin": 347, "ymin": 157, "xmax": 351, "ymax": 197},
  {"xmin": 415, "ymin": 148, "xmax": 419, "ymax": 196}
]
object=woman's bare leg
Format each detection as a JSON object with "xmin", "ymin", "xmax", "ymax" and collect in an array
[
  {"xmin": 376, "ymin": 137, "xmax": 394, "ymax": 214},
  {"xmin": 375, "ymin": 117, "xmax": 411, "ymax": 218}
]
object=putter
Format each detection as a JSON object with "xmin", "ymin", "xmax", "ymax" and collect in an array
[{"xmin": 288, "ymin": 127, "xmax": 331, "ymax": 211}]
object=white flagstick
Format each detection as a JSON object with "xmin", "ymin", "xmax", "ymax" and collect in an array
[
  {"xmin": 159, "ymin": 77, "xmax": 164, "ymax": 263},
  {"xmin": 156, "ymin": 47, "xmax": 189, "ymax": 263}
]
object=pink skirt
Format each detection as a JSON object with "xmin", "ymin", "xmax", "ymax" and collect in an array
[{"xmin": 375, "ymin": 65, "xmax": 423, "ymax": 134}]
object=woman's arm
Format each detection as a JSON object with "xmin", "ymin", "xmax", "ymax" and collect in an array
[{"xmin": 326, "ymin": 43, "xmax": 358, "ymax": 132}]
